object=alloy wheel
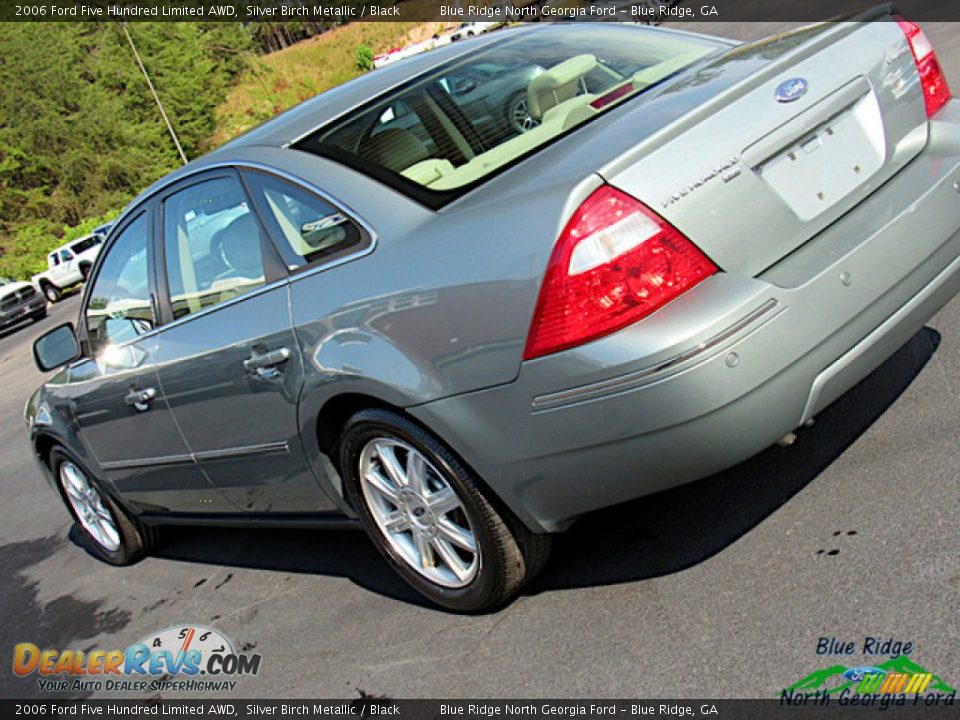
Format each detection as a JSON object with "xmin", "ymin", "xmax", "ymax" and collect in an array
[
  {"xmin": 59, "ymin": 461, "xmax": 121, "ymax": 552},
  {"xmin": 358, "ymin": 438, "xmax": 480, "ymax": 588},
  {"xmin": 509, "ymin": 96, "xmax": 539, "ymax": 134}
]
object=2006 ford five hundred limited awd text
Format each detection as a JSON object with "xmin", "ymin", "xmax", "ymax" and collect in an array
[{"xmin": 24, "ymin": 14, "xmax": 960, "ymax": 611}]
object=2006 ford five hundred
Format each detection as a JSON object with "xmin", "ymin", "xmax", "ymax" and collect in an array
[{"xmin": 25, "ymin": 15, "xmax": 960, "ymax": 610}]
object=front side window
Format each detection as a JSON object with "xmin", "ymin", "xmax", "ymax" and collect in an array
[
  {"xmin": 85, "ymin": 213, "xmax": 154, "ymax": 354},
  {"xmin": 295, "ymin": 25, "xmax": 718, "ymax": 204},
  {"xmin": 59, "ymin": 249, "xmax": 73, "ymax": 263},
  {"xmin": 244, "ymin": 172, "xmax": 368, "ymax": 272},
  {"xmin": 163, "ymin": 176, "xmax": 265, "ymax": 321}
]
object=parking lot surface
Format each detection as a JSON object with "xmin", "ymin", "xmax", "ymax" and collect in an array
[{"xmin": 2, "ymin": 22, "xmax": 959, "ymax": 700}]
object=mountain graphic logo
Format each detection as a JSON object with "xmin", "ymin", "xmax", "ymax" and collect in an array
[{"xmin": 782, "ymin": 656, "xmax": 956, "ymax": 696}]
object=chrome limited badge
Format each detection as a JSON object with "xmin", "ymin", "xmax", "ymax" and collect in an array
[{"xmin": 775, "ymin": 77, "xmax": 809, "ymax": 103}]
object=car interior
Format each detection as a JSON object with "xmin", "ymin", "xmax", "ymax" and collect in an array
[{"xmin": 300, "ymin": 28, "xmax": 717, "ymax": 195}]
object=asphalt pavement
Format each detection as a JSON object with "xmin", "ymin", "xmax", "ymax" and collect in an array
[{"xmin": 1, "ymin": 22, "xmax": 959, "ymax": 701}]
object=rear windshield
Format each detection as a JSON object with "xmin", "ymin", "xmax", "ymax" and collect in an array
[{"xmin": 294, "ymin": 25, "xmax": 719, "ymax": 208}]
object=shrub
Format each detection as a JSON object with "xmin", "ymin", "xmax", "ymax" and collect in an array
[{"xmin": 355, "ymin": 44, "xmax": 374, "ymax": 71}]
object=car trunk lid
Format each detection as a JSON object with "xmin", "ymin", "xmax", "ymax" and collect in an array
[{"xmin": 601, "ymin": 17, "xmax": 930, "ymax": 277}]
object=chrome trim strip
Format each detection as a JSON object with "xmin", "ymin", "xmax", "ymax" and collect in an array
[
  {"xmin": 100, "ymin": 453, "xmax": 194, "ymax": 471},
  {"xmin": 531, "ymin": 299, "xmax": 780, "ymax": 409},
  {"xmin": 98, "ymin": 441, "xmax": 290, "ymax": 471},
  {"xmin": 193, "ymin": 441, "xmax": 290, "ymax": 462}
]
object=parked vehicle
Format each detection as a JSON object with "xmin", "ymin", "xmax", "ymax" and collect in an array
[
  {"xmin": 31, "ymin": 234, "xmax": 105, "ymax": 303},
  {"xmin": 450, "ymin": 22, "xmax": 501, "ymax": 42},
  {"xmin": 373, "ymin": 46, "xmax": 404, "ymax": 69},
  {"xmin": 26, "ymin": 17, "xmax": 959, "ymax": 611},
  {"xmin": 442, "ymin": 60, "xmax": 544, "ymax": 138},
  {"xmin": 0, "ymin": 278, "xmax": 45, "ymax": 329}
]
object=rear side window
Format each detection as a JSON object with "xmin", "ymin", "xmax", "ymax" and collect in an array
[
  {"xmin": 295, "ymin": 25, "xmax": 718, "ymax": 207},
  {"xmin": 71, "ymin": 236, "xmax": 97, "ymax": 254},
  {"xmin": 163, "ymin": 176, "xmax": 266, "ymax": 321},
  {"xmin": 243, "ymin": 171, "xmax": 369, "ymax": 272}
]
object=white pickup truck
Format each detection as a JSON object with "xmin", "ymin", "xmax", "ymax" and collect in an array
[{"xmin": 31, "ymin": 233, "xmax": 105, "ymax": 303}]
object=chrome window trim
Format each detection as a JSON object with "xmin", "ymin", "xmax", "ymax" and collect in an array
[{"xmin": 77, "ymin": 160, "xmax": 378, "ymax": 352}]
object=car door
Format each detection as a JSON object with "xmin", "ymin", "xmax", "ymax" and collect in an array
[
  {"xmin": 152, "ymin": 169, "xmax": 331, "ymax": 513},
  {"xmin": 57, "ymin": 249, "xmax": 75, "ymax": 283},
  {"xmin": 70, "ymin": 208, "xmax": 232, "ymax": 513}
]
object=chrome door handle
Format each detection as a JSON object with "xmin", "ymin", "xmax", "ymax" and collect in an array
[
  {"xmin": 124, "ymin": 387, "xmax": 156, "ymax": 412},
  {"xmin": 243, "ymin": 347, "xmax": 290, "ymax": 377}
]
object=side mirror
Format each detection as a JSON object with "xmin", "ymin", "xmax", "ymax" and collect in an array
[{"xmin": 33, "ymin": 323, "xmax": 80, "ymax": 372}]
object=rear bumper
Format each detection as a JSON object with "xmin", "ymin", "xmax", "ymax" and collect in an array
[{"xmin": 411, "ymin": 102, "xmax": 960, "ymax": 533}]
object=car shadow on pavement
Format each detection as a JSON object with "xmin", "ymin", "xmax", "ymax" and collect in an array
[{"xmin": 146, "ymin": 327, "xmax": 941, "ymax": 610}]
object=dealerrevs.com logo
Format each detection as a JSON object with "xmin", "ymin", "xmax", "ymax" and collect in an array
[{"xmin": 13, "ymin": 624, "xmax": 261, "ymax": 693}]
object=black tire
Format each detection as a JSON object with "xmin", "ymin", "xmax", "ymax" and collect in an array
[
  {"xmin": 339, "ymin": 408, "xmax": 549, "ymax": 612},
  {"xmin": 42, "ymin": 283, "xmax": 61, "ymax": 303},
  {"xmin": 32, "ymin": 307, "xmax": 47, "ymax": 322},
  {"xmin": 79, "ymin": 263, "xmax": 91, "ymax": 280},
  {"xmin": 50, "ymin": 446, "xmax": 158, "ymax": 565}
]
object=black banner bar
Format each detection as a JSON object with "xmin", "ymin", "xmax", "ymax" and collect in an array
[
  {"xmin": 2, "ymin": 699, "xmax": 960, "ymax": 719},
  {"xmin": 0, "ymin": 0, "xmax": 958, "ymax": 23}
]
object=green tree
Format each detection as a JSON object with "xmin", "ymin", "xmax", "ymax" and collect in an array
[
  {"xmin": 355, "ymin": 43, "xmax": 374, "ymax": 71},
  {"xmin": 0, "ymin": 22, "xmax": 254, "ymax": 272}
]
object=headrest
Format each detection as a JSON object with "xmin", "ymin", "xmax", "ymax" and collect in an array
[
  {"xmin": 527, "ymin": 54, "xmax": 597, "ymax": 120},
  {"xmin": 361, "ymin": 128, "xmax": 430, "ymax": 173},
  {"xmin": 218, "ymin": 214, "xmax": 262, "ymax": 278}
]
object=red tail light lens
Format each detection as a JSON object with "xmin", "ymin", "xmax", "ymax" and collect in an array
[
  {"xmin": 896, "ymin": 17, "xmax": 951, "ymax": 117},
  {"xmin": 524, "ymin": 186, "xmax": 717, "ymax": 360}
]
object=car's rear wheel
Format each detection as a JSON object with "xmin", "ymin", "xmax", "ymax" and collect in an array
[
  {"xmin": 42, "ymin": 284, "xmax": 61, "ymax": 303},
  {"xmin": 31, "ymin": 308, "xmax": 47, "ymax": 322},
  {"xmin": 51, "ymin": 447, "xmax": 156, "ymax": 565},
  {"xmin": 339, "ymin": 408, "xmax": 549, "ymax": 612}
]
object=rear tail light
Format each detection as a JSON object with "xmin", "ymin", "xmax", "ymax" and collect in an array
[
  {"xmin": 524, "ymin": 186, "xmax": 717, "ymax": 360},
  {"xmin": 895, "ymin": 17, "xmax": 951, "ymax": 117}
]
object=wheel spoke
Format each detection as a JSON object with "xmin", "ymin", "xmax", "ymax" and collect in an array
[
  {"xmin": 364, "ymin": 469, "xmax": 399, "ymax": 504},
  {"xmin": 382, "ymin": 510, "xmax": 409, "ymax": 534},
  {"xmin": 413, "ymin": 531, "xmax": 433, "ymax": 569},
  {"xmin": 375, "ymin": 444, "xmax": 407, "ymax": 488},
  {"xmin": 427, "ymin": 487, "xmax": 460, "ymax": 516},
  {"xmin": 99, "ymin": 519, "xmax": 120, "ymax": 547},
  {"xmin": 406, "ymin": 452, "xmax": 427, "ymax": 494},
  {"xmin": 436, "ymin": 519, "xmax": 476, "ymax": 553},
  {"xmin": 431, "ymin": 537, "xmax": 471, "ymax": 582}
]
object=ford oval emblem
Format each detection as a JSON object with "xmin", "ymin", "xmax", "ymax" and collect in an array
[{"xmin": 775, "ymin": 77, "xmax": 809, "ymax": 103}]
